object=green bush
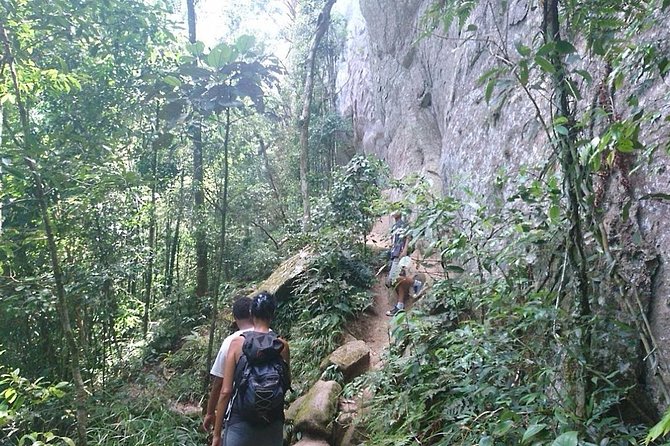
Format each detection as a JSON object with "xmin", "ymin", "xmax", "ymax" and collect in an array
[
  {"xmin": 353, "ymin": 173, "xmax": 647, "ymax": 445},
  {"xmin": 0, "ymin": 351, "xmax": 74, "ymax": 445}
]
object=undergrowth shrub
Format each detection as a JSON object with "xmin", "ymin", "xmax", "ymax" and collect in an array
[
  {"xmin": 275, "ymin": 240, "xmax": 374, "ymax": 395},
  {"xmin": 87, "ymin": 385, "xmax": 204, "ymax": 446},
  {"xmin": 274, "ymin": 155, "xmax": 384, "ymax": 394},
  {"xmin": 0, "ymin": 351, "xmax": 74, "ymax": 445},
  {"xmin": 351, "ymin": 173, "xmax": 648, "ymax": 445}
]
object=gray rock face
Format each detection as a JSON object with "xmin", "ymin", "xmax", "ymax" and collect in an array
[
  {"xmin": 336, "ymin": 0, "xmax": 670, "ymax": 409},
  {"xmin": 323, "ymin": 340, "xmax": 370, "ymax": 382}
]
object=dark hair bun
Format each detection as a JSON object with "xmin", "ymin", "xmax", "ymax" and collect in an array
[{"xmin": 251, "ymin": 291, "xmax": 276, "ymax": 321}]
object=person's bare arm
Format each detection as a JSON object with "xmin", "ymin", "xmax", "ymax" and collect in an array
[
  {"xmin": 212, "ymin": 338, "xmax": 243, "ymax": 446},
  {"xmin": 202, "ymin": 375, "xmax": 222, "ymax": 431},
  {"xmin": 280, "ymin": 338, "xmax": 291, "ymax": 387}
]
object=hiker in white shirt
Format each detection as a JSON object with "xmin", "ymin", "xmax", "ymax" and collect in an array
[{"xmin": 202, "ymin": 296, "xmax": 254, "ymax": 432}]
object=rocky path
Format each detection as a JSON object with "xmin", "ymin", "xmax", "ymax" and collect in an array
[{"xmin": 346, "ymin": 280, "xmax": 391, "ymax": 369}]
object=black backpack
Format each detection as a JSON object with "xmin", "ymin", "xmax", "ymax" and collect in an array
[{"xmin": 228, "ymin": 331, "xmax": 290, "ymax": 425}]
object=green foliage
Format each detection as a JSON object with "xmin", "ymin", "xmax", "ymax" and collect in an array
[
  {"xmin": 87, "ymin": 386, "xmax": 204, "ymax": 446},
  {"xmin": 273, "ymin": 157, "xmax": 384, "ymax": 393},
  {"xmin": 276, "ymin": 242, "xmax": 374, "ymax": 394},
  {"xmin": 0, "ymin": 351, "xmax": 73, "ymax": 445},
  {"xmin": 354, "ymin": 174, "xmax": 646, "ymax": 445},
  {"xmin": 313, "ymin": 155, "xmax": 387, "ymax": 241},
  {"xmin": 645, "ymin": 407, "xmax": 670, "ymax": 444},
  {"xmin": 161, "ymin": 34, "xmax": 282, "ymax": 124}
]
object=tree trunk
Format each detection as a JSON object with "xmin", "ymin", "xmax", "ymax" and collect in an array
[
  {"xmin": 542, "ymin": 0, "xmax": 592, "ymax": 422},
  {"xmin": 204, "ymin": 108, "xmax": 232, "ymax": 395},
  {"xmin": 298, "ymin": 0, "xmax": 337, "ymax": 232},
  {"xmin": 1, "ymin": 23, "xmax": 88, "ymax": 446},
  {"xmin": 142, "ymin": 139, "xmax": 157, "ymax": 337},
  {"xmin": 187, "ymin": 0, "xmax": 208, "ymax": 299},
  {"xmin": 256, "ymin": 134, "xmax": 287, "ymax": 222},
  {"xmin": 165, "ymin": 172, "xmax": 184, "ymax": 299}
]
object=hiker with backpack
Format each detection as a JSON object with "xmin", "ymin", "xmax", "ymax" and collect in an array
[
  {"xmin": 385, "ymin": 210, "xmax": 424, "ymax": 316},
  {"xmin": 203, "ymin": 296, "xmax": 254, "ymax": 432},
  {"xmin": 211, "ymin": 291, "xmax": 290, "ymax": 446}
]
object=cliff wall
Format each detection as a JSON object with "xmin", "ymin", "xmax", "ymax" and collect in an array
[{"xmin": 336, "ymin": 0, "xmax": 670, "ymax": 410}]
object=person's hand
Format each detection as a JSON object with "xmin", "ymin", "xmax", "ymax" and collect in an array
[
  {"xmin": 211, "ymin": 435, "xmax": 221, "ymax": 446},
  {"xmin": 202, "ymin": 413, "xmax": 214, "ymax": 432}
]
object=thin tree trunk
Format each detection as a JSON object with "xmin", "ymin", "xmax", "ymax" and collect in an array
[
  {"xmin": 256, "ymin": 134, "xmax": 287, "ymax": 222},
  {"xmin": 187, "ymin": 0, "xmax": 208, "ymax": 299},
  {"xmin": 166, "ymin": 172, "xmax": 184, "ymax": 299},
  {"xmin": 163, "ymin": 214, "xmax": 171, "ymax": 295},
  {"xmin": 298, "ymin": 0, "xmax": 337, "ymax": 232},
  {"xmin": 203, "ymin": 108, "xmax": 232, "ymax": 395},
  {"xmin": 542, "ymin": 0, "xmax": 592, "ymax": 421},
  {"xmin": 1, "ymin": 23, "xmax": 88, "ymax": 446},
  {"xmin": 142, "ymin": 135, "xmax": 157, "ymax": 338}
]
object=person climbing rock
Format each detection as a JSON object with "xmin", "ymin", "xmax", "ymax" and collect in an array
[
  {"xmin": 386, "ymin": 210, "xmax": 412, "ymax": 316},
  {"xmin": 203, "ymin": 296, "xmax": 254, "ymax": 433},
  {"xmin": 212, "ymin": 291, "xmax": 290, "ymax": 446}
]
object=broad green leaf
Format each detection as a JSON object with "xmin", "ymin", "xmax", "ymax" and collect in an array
[
  {"xmin": 575, "ymin": 69, "xmax": 592, "ymax": 83},
  {"xmin": 616, "ymin": 139, "xmax": 634, "ymax": 153},
  {"xmin": 0, "ymin": 93, "xmax": 16, "ymax": 104},
  {"xmin": 522, "ymin": 423, "xmax": 547, "ymax": 444},
  {"xmin": 479, "ymin": 435, "xmax": 493, "ymax": 446},
  {"xmin": 518, "ymin": 60, "xmax": 529, "ymax": 86},
  {"xmin": 535, "ymin": 56, "xmax": 556, "ymax": 74},
  {"xmin": 614, "ymin": 72, "xmax": 625, "ymax": 91},
  {"xmin": 493, "ymin": 420, "xmax": 514, "ymax": 437},
  {"xmin": 179, "ymin": 65, "xmax": 211, "ymax": 79},
  {"xmin": 179, "ymin": 55, "xmax": 196, "ymax": 64},
  {"xmin": 622, "ymin": 199, "xmax": 632, "ymax": 222},
  {"xmin": 549, "ymin": 205, "xmax": 560, "ymax": 222},
  {"xmin": 556, "ymin": 40, "xmax": 577, "ymax": 54},
  {"xmin": 536, "ymin": 42, "xmax": 556, "ymax": 57},
  {"xmin": 445, "ymin": 264, "xmax": 465, "ymax": 273},
  {"xmin": 163, "ymin": 75, "xmax": 181, "ymax": 87},
  {"xmin": 555, "ymin": 125, "xmax": 569, "ymax": 136},
  {"xmin": 187, "ymin": 41, "xmax": 205, "ymax": 56},
  {"xmin": 207, "ymin": 43, "xmax": 236, "ymax": 69},
  {"xmin": 235, "ymin": 34, "xmax": 256, "ymax": 53},
  {"xmin": 515, "ymin": 41, "xmax": 531, "ymax": 57},
  {"xmin": 552, "ymin": 431, "xmax": 578, "ymax": 446}
]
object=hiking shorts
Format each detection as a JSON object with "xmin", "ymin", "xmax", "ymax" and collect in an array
[{"xmin": 222, "ymin": 419, "xmax": 283, "ymax": 446}]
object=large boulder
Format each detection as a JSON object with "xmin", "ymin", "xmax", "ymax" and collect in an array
[
  {"xmin": 322, "ymin": 340, "xmax": 370, "ymax": 382},
  {"xmin": 286, "ymin": 394, "xmax": 307, "ymax": 423},
  {"xmin": 292, "ymin": 380, "xmax": 343, "ymax": 438},
  {"xmin": 249, "ymin": 249, "xmax": 312, "ymax": 299}
]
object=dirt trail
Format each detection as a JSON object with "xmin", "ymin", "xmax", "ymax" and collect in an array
[
  {"xmin": 346, "ymin": 280, "xmax": 391, "ymax": 369},
  {"xmin": 346, "ymin": 216, "xmax": 445, "ymax": 369}
]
